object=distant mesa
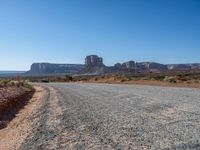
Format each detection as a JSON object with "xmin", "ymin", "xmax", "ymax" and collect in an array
[
  {"xmin": 85, "ymin": 55, "xmax": 104, "ymax": 67},
  {"xmin": 113, "ymin": 61, "xmax": 168, "ymax": 73},
  {"xmin": 139, "ymin": 62, "xmax": 168, "ymax": 71},
  {"xmin": 115, "ymin": 61, "xmax": 136, "ymax": 70},
  {"xmin": 26, "ymin": 54, "xmax": 200, "ymax": 75},
  {"xmin": 122, "ymin": 61, "xmax": 135, "ymax": 69},
  {"xmin": 27, "ymin": 63, "xmax": 84, "ymax": 75},
  {"xmin": 80, "ymin": 55, "xmax": 108, "ymax": 75},
  {"xmin": 167, "ymin": 64, "xmax": 197, "ymax": 71}
]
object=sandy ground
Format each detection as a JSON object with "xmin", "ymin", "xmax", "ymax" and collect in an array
[{"xmin": 84, "ymin": 79, "xmax": 200, "ymax": 88}]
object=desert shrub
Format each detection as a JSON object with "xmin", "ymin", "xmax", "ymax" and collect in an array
[
  {"xmin": 176, "ymin": 75, "xmax": 188, "ymax": 82},
  {"xmin": 141, "ymin": 77, "xmax": 149, "ymax": 80},
  {"xmin": 23, "ymin": 82, "xmax": 33, "ymax": 89},
  {"xmin": 15, "ymin": 81, "xmax": 22, "ymax": 87},
  {"xmin": 120, "ymin": 79, "xmax": 126, "ymax": 82},
  {"xmin": 153, "ymin": 75, "xmax": 165, "ymax": 81},
  {"xmin": 120, "ymin": 77, "xmax": 129, "ymax": 82},
  {"xmin": 164, "ymin": 76, "xmax": 177, "ymax": 83},
  {"xmin": 6, "ymin": 81, "xmax": 16, "ymax": 86},
  {"xmin": 65, "ymin": 75, "xmax": 73, "ymax": 81},
  {"xmin": 0, "ymin": 79, "xmax": 34, "ymax": 91},
  {"xmin": 193, "ymin": 80, "xmax": 200, "ymax": 84},
  {"xmin": 41, "ymin": 78, "xmax": 49, "ymax": 83},
  {"xmin": 185, "ymin": 81, "xmax": 192, "ymax": 84},
  {"xmin": 127, "ymin": 77, "xmax": 132, "ymax": 81},
  {"xmin": 0, "ymin": 79, "xmax": 10, "ymax": 86}
]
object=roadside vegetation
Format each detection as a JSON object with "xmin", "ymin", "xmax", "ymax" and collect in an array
[
  {"xmin": 0, "ymin": 79, "xmax": 34, "ymax": 129},
  {"xmin": 70, "ymin": 70, "xmax": 200, "ymax": 85},
  {"xmin": 11, "ymin": 70, "xmax": 200, "ymax": 88}
]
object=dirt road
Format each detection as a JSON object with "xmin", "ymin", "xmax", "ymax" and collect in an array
[{"xmin": 1, "ymin": 83, "xmax": 200, "ymax": 150}]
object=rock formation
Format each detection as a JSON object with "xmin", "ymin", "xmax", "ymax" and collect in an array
[
  {"xmin": 167, "ymin": 64, "xmax": 200, "ymax": 70},
  {"xmin": 140, "ymin": 62, "xmax": 168, "ymax": 71},
  {"xmin": 114, "ymin": 63, "xmax": 122, "ymax": 69},
  {"xmin": 113, "ymin": 61, "xmax": 168, "ymax": 73},
  {"xmin": 80, "ymin": 55, "xmax": 107, "ymax": 75},
  {"xmin": 85, "ymin": 55, "xmax": 103, "ymax": 67},
  {"xmin": 122, "ymin": 61, "xmax": 135, "ymax": 69},
  {"xmin": 168, "ymin": 64, "xmax": 191, "ymax": 70},
  {"xmin": 26, "ymin": 55, "xmax": 200, "ymax": 75},
  {"xmin": 28, "ymin": 63, "xmax": 84, "ymax": 74}
]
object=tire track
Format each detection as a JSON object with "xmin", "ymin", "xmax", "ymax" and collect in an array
[
  {"xmin": 20, "ymin": 86, "xmax": 64, "ymax": 150},
  {"xmin": 0, "ymin": 86, "xmax": 45, "ymax": 150}
]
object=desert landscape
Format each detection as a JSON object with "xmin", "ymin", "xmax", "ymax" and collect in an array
[
  {"xmin": 0, "ymin": 56, "xmax": 200, "ymax": 150},
  {"xmin": 1, "ymin": 0, "xmax": 200, "ymax": 149}
]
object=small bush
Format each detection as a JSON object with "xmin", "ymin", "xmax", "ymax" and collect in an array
[
  {"xmin": 153, "ymin": 76, "xmax": 165, "ymax": 81},
  {"xmin": 0, "ymin": 79, "xmax": 10, "ymax": 86},
  {"xmin": 185, "ymin": 81, "xmax": 191, "ymax": 84},
  {"xmin": 164, "ymin": 76, "xmax": 177, "ymax": 83},
  {"xmin": 41, "ymin": 79, "xmax": 49, "ymax": 83},
  {"xmin": 65, "ymin": 75, "xmax": 73, "ymax": 81},
  {"xmin": 193, "ymin": 80, "xmax": 200, "ymax": 84}
]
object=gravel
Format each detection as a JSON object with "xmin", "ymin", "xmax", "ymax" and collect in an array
[{"xmin": 21, "ymin": 83, "xmax": 200, "ymax": 150}]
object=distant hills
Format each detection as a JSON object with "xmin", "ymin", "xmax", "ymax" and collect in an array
[
  {"xmin": 25, "ymin": 55, "xmax": 200, "ymax": 75},
  {"xmin": 0, "ymin": 71, "xmax": 25, "ymax": 74},
  {"xmin": 0, "ymin": 71, "xmax": 26, "ymax": 77}
]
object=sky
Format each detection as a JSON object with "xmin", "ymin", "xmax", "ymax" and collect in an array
[{"xmin": 0, "ymin": 0, "xmax": 200, "ymax": 70}]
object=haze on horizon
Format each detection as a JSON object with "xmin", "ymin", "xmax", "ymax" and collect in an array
[{"xmin": 0, "ymin": 0, "xmax": 200, "ymax": 71}]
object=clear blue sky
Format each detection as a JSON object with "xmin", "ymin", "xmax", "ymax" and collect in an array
[{"xmin": 0, "ymin": 0, "xmax": 200, "ymax": 70}]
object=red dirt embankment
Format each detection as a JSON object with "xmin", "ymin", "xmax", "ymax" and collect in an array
[{"xmin": 0, "ymin": 86, "xmax": 34, "ymax": 129}]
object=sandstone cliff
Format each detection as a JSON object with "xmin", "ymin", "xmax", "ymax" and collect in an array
[
  {"xmin": 26, "ymin": 55, "xmax": 200, "ymax": 75},
  {"xmin": 28, "ymin": 63, "xmax": 84, "ymax": 75},
  {"xmin": 85, "ymin": 55, "xmax": 104, "ymax": 67}
]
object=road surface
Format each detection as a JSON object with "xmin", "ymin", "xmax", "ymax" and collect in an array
[{"xmin": 1, "ymin": 83, "xmax": 200, "ymax": 150}]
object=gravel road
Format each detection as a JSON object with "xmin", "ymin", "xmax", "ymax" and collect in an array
[{"xmin": 18, "ymin": 83, "xmax": 200, "ymax": 150}]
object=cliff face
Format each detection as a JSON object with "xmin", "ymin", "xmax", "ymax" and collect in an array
[
  {"xmin": 80, "ymin": 55, "xmax": 107, "ymax": 75},
  {"xmin": 167, "ymin": 64, "xmax": 200, "ymax": 70},
  {"xmin": 85, "ymin": 55, "xmax": 104, "ymax": 67},
  {"xmin": 114, "ymin": 61, "xmax": 168, "ymax": 72},
  {"xmin": 26, "ymin": 55, "xmax": 200, "ymax": 75},
  {"xmin": 28, "ymin": 55, "xmax": 105, "ymax": 75},
  {"xmin": 114, "ymin": 61, "xmax": 136, "ymax": 72},
  {"xmin": 122, "ymin": 61, "xmax": 135, "ymax": 69},
  {"xmin": 113, "ymin": 62, "xmax": 200, "ymax": 73},
  {"xmin": 28, "ymin": 63, "xmax": 84, "ymax": 74}
]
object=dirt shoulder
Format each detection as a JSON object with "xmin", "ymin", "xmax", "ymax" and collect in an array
[
  {"xmin": 0, "ymin": 86, "xmax": 35, "ymax": 129},
  {"xmin": 80, "ymin": 79, "xmax": 200, "ymax": 89},
  {"xmin": 0, "ymin": 86, "xmax": 45, "ymax": 150},
  {"xmin": 115, "ymin": 80, "xmax": 200, "ymax": 88}
]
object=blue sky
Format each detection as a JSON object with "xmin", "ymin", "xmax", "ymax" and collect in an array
[{"xmin": 0, "ymin": 0, "xmax": 200, "ymax": 70}]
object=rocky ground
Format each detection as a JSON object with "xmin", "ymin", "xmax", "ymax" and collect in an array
[{"xmin": 1, "ymin": 83, "xmax": 200, "ymax": 150}]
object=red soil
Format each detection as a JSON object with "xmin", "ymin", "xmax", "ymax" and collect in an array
[{"xmin": 0, "ymin": 86, "xmax": 34, "ymax": 129}]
